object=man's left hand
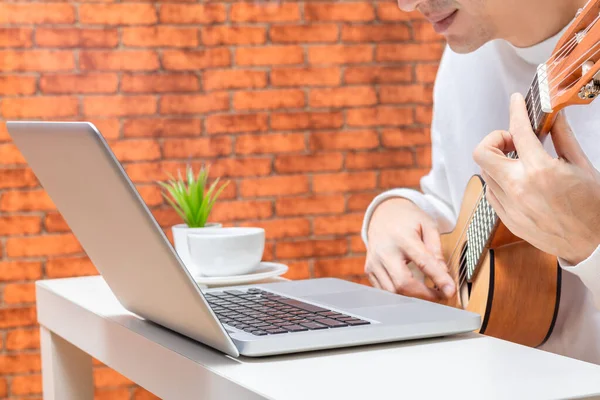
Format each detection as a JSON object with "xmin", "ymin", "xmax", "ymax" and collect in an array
[{"xmin": 473, "ymin": 92, "xmax": 600, "ymax": 265}]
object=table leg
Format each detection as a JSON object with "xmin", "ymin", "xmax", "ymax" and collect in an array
[{"xmin": 40, "ymin": 326, "xmax": 94, "ymax": 400}]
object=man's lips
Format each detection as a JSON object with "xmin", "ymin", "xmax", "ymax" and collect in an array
[
  {"xmin": 424, "ymin": 10, "xmax": 458, "ymax": 33},
  {"xmin": 424, "ymin": 10, "xmax": 457, "ymax": 24}
]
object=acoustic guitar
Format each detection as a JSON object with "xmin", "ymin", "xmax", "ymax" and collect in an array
[{"xmin": 429, "ymin": 0, "xmax": 600, "ymax": 347}]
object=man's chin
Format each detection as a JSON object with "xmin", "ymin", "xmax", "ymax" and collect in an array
[{"xmin": 445, "ymin": 35, "xmax": 487, "ymax": 54}]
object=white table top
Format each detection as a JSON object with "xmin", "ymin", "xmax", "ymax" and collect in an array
[{"xmin": 37, "ymin": 276, "xmax": 600, "ymax": 400}]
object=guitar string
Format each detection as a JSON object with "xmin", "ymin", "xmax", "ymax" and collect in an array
[{"xmin": 450, "ymin": 44, "xmax": 600, "ymax": 293}]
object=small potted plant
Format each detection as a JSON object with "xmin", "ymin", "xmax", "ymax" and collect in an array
[{"xmin": 157, "ymin": 163, "xmax": 229, "ymax": 275}]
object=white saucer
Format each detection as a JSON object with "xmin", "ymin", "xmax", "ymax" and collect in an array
[{"xmin": 193, "ymin": 262, "xmax": 288, "ymax": 287}]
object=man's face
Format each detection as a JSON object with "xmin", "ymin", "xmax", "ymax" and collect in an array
[{"xmin": 397, "ymin": 0, "xmax": 504, "ymax": 53}]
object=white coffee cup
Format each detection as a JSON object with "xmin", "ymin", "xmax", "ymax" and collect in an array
[
  {"xmin": 187, "ymin": 227, "xmax": 265, "ymax": 277},
  {"xmin": 172, "ymin": 223, "xmax": 222, "ymax": 276}
]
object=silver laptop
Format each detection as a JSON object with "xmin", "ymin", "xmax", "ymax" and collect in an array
[{"xmin": 7, "ymin": 121, "xmax": 480, "ymax": 357}]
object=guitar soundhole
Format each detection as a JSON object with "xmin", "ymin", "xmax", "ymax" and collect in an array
[{"xmin": 459, "ymin": 243, "xmax": 472, "ymax": 298}]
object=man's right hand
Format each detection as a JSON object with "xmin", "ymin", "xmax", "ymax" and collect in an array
[{"xmin": 365, "ymin": 198, "xmax": 456, "ymax": 301}]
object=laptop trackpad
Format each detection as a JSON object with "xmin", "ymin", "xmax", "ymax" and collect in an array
[{"xmin": 305, "ymin": 290, "xmax": 413, "ymax": 310}]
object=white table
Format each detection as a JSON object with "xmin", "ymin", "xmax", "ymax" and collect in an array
[{"xmin": 37, "ymin": 276, "xmax": 600, "ymax": 400}]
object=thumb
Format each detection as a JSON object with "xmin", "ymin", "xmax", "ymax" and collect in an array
[
  {"xmin": 509, "ymin": 92, "xmax": 548, "ymax": 164},
  {"xmin": 551, "ymin": 111, "xmax": 593, "ymax": 170}
]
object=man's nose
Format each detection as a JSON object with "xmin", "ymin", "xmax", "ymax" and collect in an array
[{"xmin": 397, "ymin": 0, "xmax": 420, "ymax": 11}]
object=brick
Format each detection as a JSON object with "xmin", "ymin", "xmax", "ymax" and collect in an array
[
  {"xmin": 46, "ymin": 256, "xmax": 98, "ymax": 278},
  {"xmin": 348, "ymin": 192, "xmax": 378, "ymax": 211},
  {"xmin": 0, "ymin": 50, "xmax": 74, "ymax": 72},
  {"xmin": 0, "ymin": 262, "xmax": 42, "ymax": 282},
  {"xmin": 235, "ymin": 133, "xmax": 305, "ymax": 155},
  {"xmin": 7, "ymin": 234, "xmax": 82, "ymax": 257},
  {"xmin": 0, "ymin": 4, "xmax": 75, "ymax": 24},
  {"xmin": 160, "ymin": 93, "xmax": 229, "ymax": 115},
  {"xmin": 271, "ymin": 67, "xmax": 340, "ymax": 87},
  {"xmin": 271, "ymin": 111, "xmax": 343, "ymax": 131},
  {"xmin": 351, "ymin": 235, "xmax": 367, "ymax": 253},
  {"xmin": 0, "ymin": 28, "xmax": 33, "ymax": 48},
  {"xmin": 417, "ymin": 145, "xmax": 432, "ymax": 167},
  {"xmin": 315, "ymin": 256, "xmax": 366, "ymax": 277},
  {"xmin": 84, "ymin": 96, "xmax": 156, "ymax": 117},
  {"xmin": 380, "ymin": 168, "xmax": 430, "ymax": 188},
  {"xmin": 2, "ymin": 96, "xmax": 78, "ymax": 118},
  {"xmin": 88, "ymin": 119, "xmax": 120, "ymax": 140},
  {"xmin": 0, "ymin": 216, "xmax": 42, "ymax": 235},
  {"xmin": 305, "ymin": 3, "xmax": 375, "ymax": 21},
  {"xmin": 376, "ymin": 43, "xmax": 444, "ymax": 62},
  {"xmin": 110, "ymin": 139, "xmax": 161, "ymax": 161},
  {"xmin": 210, "ymin": 200, "xmax": 273, "ymax": 222},
  {"xmin": 416, "ymin": 105, "xmax": 432, "ymax": 123},
  {"xmin": 96, "ymin": 388, "xmax": 130, "ymax": 400},
  {"xmin": 204, "ymin": 70, "xmax": 267, "ymax": 91},
  {"xmin": 0, "ymin": 378, "xmax": 4, "ymax": 398},
  {"xmin": 80, "ymin": 4, "xmax": 157, "ymax": 25},
  {"xmin": 313, "ymin": 172, "xmax": 377, "ymax": 193},
  {"xmin": 80, "ymin": 50, "xmax": 159, "ymax": 71},
  {"xmin": 94, "ymin": 368, "xmax": 133, "ymax": 388},
  {"xmin": 309, "ymin": 45, "xmax": 372, "ymax": 64},
  {"xmin": 163, "ymin": 48, "xmax": 231, "ymax": 70},
  {"xmin": 133, "ymin": 388, "xmax": 161, "ymax": 400},
  {"xmin": 45, "ymin": 212, "xmax": 69, "ymax": 232},
  {"xmin": 376, "ymin": 3, "xmax": 423, "ymax": 21},
  {"xmin": 275, "ymin": 153, "xmax": 343, "ymax": 173},
  {"xmin": 381, "ymin": 127, "xmax": 431, "ymax": 147},
  {"xmin": 0, "ymin": 190, "xmax": 55, "ymax": 211},
  {"xmin": 122, "ymin": 74, "xmax": 198, "ymax": 94},
  {"xmin": 123, "ymin": 27, "xmax": 198, "ymax": 48},
  {"xmin": 282, "ymin": 261, "xmax": 311, "ymax": 279},
  {"xmin": 231, "ymin": 3, "xmax": 300, "ymax": 22},
  {"xmin": 205, "ymin": 113, "xmax": 268, "ymax": 135},
  {"xmin": 310, "ymin": 130, "xmax": 379, "ymax": 151},
  {"xmin": 380, "ymin": 84, "xmax": 433, "ymax": 104},
  {"xmin": 341, "ymin": 24, "xmax": 411, "ymax": 42},
  {"xmin": 277, "ymin": 239, "xmax": 347, "ymax": 259},
  {"xmin": 0, "ymin": 307, "xmax": 37, "ymax": 328},
  {"xmin": 239, "ymin": 218, "xmax": 310, "ymax": 240},
  {"xmin": 0, "ymin": 143, "xmax": 26, "ymax": 164},
  {"xmin": 344, "ymin": 65, "xmax": 413, "ymax": 84},
  {"xmin": 11, "ymin": 374, "xmax": 42, "ymax": 396},
  {"xmin": 124, "ymin": 118, "xmax": 201, "ymax": 138},
  {"xmin": 310, "ymin": 86, "xmax": 376, "ymax": 108},
  {"xmin": 346, "ymin": 150, "xmax": 414, "ymax": 169},
  {"xmin": 276, "ymin": 194, "xmax": 345, "ymax": 216},
  {"xmin": 151, "ymin": 208, "xmax": 182, "ymax": 227},
  {"xmin": 40, "ymin": 73, "xmax": 118, "ymax": 94},
  {"xmin": 159, "ymin": 4, "xmax": 226, "ymax": 24},
  {"xmin": 0, "ymin": 169, "xmax": 38, "ymax": 189},
  {"xmin": 240, "ymin": 175, "xmax": 308, "ymax": 197},
  {"xmin": 0, "ymin": 354, "xmax": 40, "ymax": 374},
  {"xmin": 347, "ymin": 106, "xmax": 414, "ymax": 127},
  {"xmin": 36, "ymin": 28, "xmax": 118, "ymax": 48},
  {"xmin": 270, "ymin": 24, "xmax": 338, "ymax": 43},
  {"xmin": 162, "ymin": 137, "xmax": 232, "ymax": 158},
  {"xmin": 314, "ymin": 213, "xmax": 363, "ymax": 235},
  {"xmin": 416, "ymin": 64, "xmax": 439, "ymax": 83},
  {"xmin": 202, "ymin": 26, "xmax": 266, "ymax": 46},
  {"xmin": 4, "ymin": 283, "xmax": 36, "ymax": 304},
  {"xmin": 234, "ymin": 89, "xmax": 304, "ymax": 111},
  {"xmin": 0, "ymin": 123, "xmax": 8, "ymax": 142},
  {"xmin": 137, "ymin": 185, "xmax": 164, "ymax": 207},
  {"xmin": 0, "ymin": 76, "xmax": 36, "ymax": 95},
  {"xmin": 236, "ymin": 46, "xmax": 303, "ymax": 66},
  {"xmin": 413, "ymin": 21, "xmax": 443, "ymax": 42}
]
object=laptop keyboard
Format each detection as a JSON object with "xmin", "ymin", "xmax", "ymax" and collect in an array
[{"xmin": 204, "ymin": 288, "xmax": 370, "ymax": 336}]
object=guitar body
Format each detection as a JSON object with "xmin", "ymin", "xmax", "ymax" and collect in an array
[{"xmin": 435, "ymin": 175, "xmax": 562, "ymax": 348}]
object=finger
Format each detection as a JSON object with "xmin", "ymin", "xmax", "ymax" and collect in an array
[
  {"xmin": 421, "ymin": 221, "xmax": 443, "ymax": 262},
  {"xmin": 401, "ymin": 238, "xmax": 455, "ymax": 298},
  {"xmin": 473, "ymin": 129, "xmax": 517, "ymax": 183},
  {"xmin": 481, "ymin": 170, "xmax": 508, "ymax": 206},
  {"xmin": 382, "ymin": 255, "xmax": 440, "ymax": 301},
  {"xmin": 509, "ymin": 92, "xmax": 549, "ymax": 164},
  {"xmin": 551, "ymin": 111, "xmax": 593, "ymax": 170},
  {"xmin": 370, "ymin": 260, "xmax": 396, "ymax": 293},
  {"xmin": 485, "ymin": 185, "xmax": 507, "ymax": 223},
  {"xmin": 367, "ymin": 272, "xmax": 381, "ymax": 289}
]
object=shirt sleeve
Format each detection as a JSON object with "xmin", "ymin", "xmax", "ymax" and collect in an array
[{"xmin": 558, "ymin": 245, "xmax": 600, "ymax": 309}]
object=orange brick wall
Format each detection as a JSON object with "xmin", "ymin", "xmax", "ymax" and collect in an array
[{"xmin": 0, "ymin": 1, "xmax": 443, "ymax": 398}]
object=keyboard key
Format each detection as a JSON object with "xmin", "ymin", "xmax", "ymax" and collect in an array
[
  {"xmin": 266, "ymin": 328, "xmax": 288, "ymax": 334},
  {"xmin": 277, "ymin": 299, "xmax": 329, "ymax": 313},
  {"xmin": 252, "ymin": 330, "xmax": 268, "ymax": 336},
  {"xmin": 281, "ymin": 325, "xmax": 309, "ymax": 332},
  {"xmin": 320, "ymin": 311, "xmax": 343, "ymax": 317},
  {"xmin": 300, "ymin": 322, "xmax": 328, "ymax": 330},
  {"xmin": 225, "ymin": 290, "xmax": 246, "ymax": 296},
  {"xmin": 346, "ymin": 319, "xmax": 370, "ymax": 326},
  {"xmin": 243, "ymin": 327, "xmax": 259, "ymax": 333},
  {"xmin": 315, "ymin": 318, "xmax": 348, "ymax": 328}
]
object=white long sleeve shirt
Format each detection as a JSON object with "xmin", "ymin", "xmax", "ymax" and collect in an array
[{"xmin": 361, "ymin": 25, "xmax": 600, "ymax": 364}]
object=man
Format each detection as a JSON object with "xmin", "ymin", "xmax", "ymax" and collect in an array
[{"xmin": 361, "ymin": 0, "xmax": 600, "ymax": 364}]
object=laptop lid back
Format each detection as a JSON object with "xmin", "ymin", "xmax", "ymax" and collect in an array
[{"xmin": 7, "ymin": 121, "xmax": 239, "ymax": 357}]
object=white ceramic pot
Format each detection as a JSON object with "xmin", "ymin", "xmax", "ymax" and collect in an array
[{"xmin": 172, "ymin": 223, "xmax": 222, "ymax": 276}]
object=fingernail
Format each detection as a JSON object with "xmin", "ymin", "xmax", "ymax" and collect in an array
[{"xmin": 442, "ymin": 284, "xmax": 454, "ymax": 297}]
